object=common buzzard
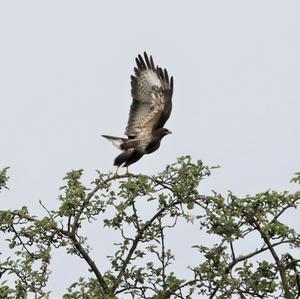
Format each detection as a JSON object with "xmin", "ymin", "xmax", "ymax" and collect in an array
[{"xmin": 102, "ymin": 52, "xmax": 173, "ymax": 177}]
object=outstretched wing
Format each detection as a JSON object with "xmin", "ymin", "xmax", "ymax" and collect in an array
[{"xmin": 125, "ymin": 52, "xmax": 173, "ymax": 139}]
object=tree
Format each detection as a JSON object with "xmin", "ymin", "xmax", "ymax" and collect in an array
[{"xmin": 0, "ymin": 156, "xmax": 299, "ymax": 299}]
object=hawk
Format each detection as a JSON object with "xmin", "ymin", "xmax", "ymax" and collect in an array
[{"xmin": 102, "ymin": 52, "xmax": 173, "ymax": 177}]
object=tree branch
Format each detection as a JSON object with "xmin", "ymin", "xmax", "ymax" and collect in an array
[
  {"xmin": 208, "ymin": 239, "xmax": 292, "ymax": 298},
  {"xmin": 159, "ymin": 217, "xmax": 167, "ymax": 291},
  {"xmin": 111, "ymin": 199, "xmax": 181, "ymax": 293},
  {"xmin": 270, "ymin": 197, "xmax": 299, "ymax": 225},
  {"xmin": 71, "ymin": 173, "xmax": 130, "ymax": 235},
  {"xmin": 253, "ymin": 219, "xmax": 293, "ymax": 299},
  {"xmin": 68, "ymin": 233, "xmax": 110, "ymax": 295},
  {"xmin": 10, "ymin": 224, "xmax": 34, "ymax": 258}
]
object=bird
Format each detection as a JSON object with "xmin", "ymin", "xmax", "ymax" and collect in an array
[{"xmin": 102, "ymin": 52, "xmax": 173, "ymax": 177}]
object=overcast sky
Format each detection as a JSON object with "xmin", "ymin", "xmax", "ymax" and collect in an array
[{"xmin": 1, "ymin": 1, "xmax": 300, "ymax": 297}]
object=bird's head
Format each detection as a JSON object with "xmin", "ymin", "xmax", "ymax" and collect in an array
[{"xmin": 158, "ymin": 128, "xmax": 172, "ymax": 138}]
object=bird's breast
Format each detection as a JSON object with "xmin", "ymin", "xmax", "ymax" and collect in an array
[{"xmin": 145, "ymin": 139, "xmax": 160, "ymax": 154}]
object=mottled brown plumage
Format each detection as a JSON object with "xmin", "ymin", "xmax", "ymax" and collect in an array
[{"xmin": 102, "ymin": 52, "xmax": 173, "ymax": 176}]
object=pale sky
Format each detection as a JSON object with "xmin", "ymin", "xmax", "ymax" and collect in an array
[{"xmin": 1, "ymin": 1, "xmax": 299, "ymax": 297}]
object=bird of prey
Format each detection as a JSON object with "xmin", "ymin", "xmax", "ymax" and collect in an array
[{"xmin": 102, "ymin": 52, "xmax": 173, "ymax": 177}]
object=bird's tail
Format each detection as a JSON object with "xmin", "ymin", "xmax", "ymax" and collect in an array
[{"xmin": 101, "ymin": 135, "xmax": 126, "ymax": 150}]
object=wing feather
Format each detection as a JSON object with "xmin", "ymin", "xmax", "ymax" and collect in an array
[{"xmin": 125, "ymin": 52, "xmax": 173, "ymax": 138}]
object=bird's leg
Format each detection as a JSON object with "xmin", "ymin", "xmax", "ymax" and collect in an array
[
  {"xmin": 125, "ymin": 166, "xmax": 132, "ymax": 176},
  {"xmin": 112, "ymin": 166, "xmax": 120, "ymax": 178}
]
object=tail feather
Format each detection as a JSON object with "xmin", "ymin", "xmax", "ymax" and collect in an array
[{"xmin": 102, "ymin": 135, "xmax": 126, "ymax": 150}]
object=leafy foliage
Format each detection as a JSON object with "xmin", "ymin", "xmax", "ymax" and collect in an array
[
  {"xmin": 0, "ymin": 167, "xmax": 9, "ymax": 191},
  {"xmin": 0, "ymin": 159, "xmax": 299, "ymax": 298}
]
